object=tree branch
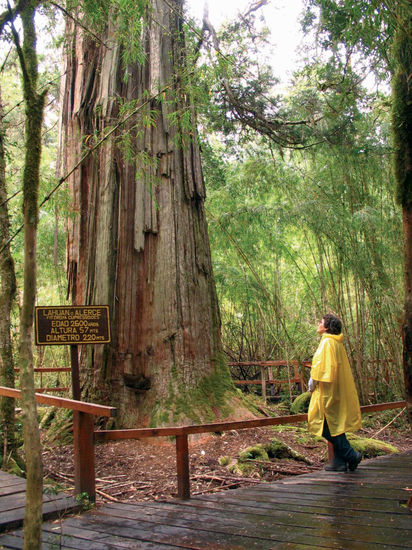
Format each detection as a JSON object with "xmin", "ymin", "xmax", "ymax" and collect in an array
[{"xmin": 0, "ymin": 0, "xmax": 36, "ymax": 36}]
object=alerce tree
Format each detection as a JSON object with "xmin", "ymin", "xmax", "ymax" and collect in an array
[{"xmin": 60, "ymin": 0, "xmax": 235, "ymax": 425}]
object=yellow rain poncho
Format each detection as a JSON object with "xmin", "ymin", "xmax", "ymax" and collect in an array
[{"xmin": 308, "ymin": 333, "xmax": 362, "ymax": 437}]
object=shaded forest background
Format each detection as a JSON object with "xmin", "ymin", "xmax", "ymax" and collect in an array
[{"xmin": 0, "ymin": 0, "xmax": 406, "ymax": 407}]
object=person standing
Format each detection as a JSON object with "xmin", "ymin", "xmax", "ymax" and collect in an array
[{"xmin": 308, "ymin": 314, "xmax": 362, "ymax": 472}]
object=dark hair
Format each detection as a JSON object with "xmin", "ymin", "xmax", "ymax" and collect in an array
[{"xmin": 323, "ymin": 314, "xmax": 342, "ymax": 335}]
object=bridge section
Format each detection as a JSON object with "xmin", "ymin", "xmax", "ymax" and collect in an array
[{"xmin": 0, "ymin": 450, "xmax": 411, "ymax": 549}]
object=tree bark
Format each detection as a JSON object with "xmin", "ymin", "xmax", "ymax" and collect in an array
[
  {"xmin": 401, "ymin": 208, "xmax": 412, "ymax": 425},
  {"xmin": 392, "ymin": 8, "xmax": 412, "ymax": 426},
  {"xmin": 0, "ymin": 88, "xmax": 18, "ymax": 467},
  {"xmin": 13, "ymin": 2, "xmax": 47, "ymax": 547},
  {"xmin": 60, "ymin": 0, "xmax": 233, "ymax": 425}
]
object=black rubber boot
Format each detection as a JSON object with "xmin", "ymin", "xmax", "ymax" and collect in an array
[
  {"xmin": 348, "ymin": 451, "xmax": 362, "ymax": 471},
  {"xmin": 324, "ymin": 457, "xmax": 347, "ymax": 472}
]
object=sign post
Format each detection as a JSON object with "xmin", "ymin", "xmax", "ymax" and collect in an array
[
  {"xmin": 35, "ymin": 305, "xmax": 111, "ymax": 400},
  {"xmin": 35, "ymin": 305, "xmax": 111, "ymax": 501}
]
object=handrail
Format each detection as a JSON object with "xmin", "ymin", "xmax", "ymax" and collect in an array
[
  {"xmin": 1, "ymin": 384, "xmax": 405, "ymax": 503},
  {"xmin": 0, "ymin": 386, "xmax": 116, "ymax": 417},
  {"xmin": 228, "ymin": 360, "xmax": 312, "ymax": 367},
  {"xmin": 95, "ymin": 400, "xmax": 406, "ymax": 499},
  {"xmin": 94, "ymin": 412, "xmax": 309, "ymax": 440},
  {"xmin": 228, "ymin": 360, "xmax": 309, "ymax": 400},
  {"xmin": 14, "ymin": 367, "xmax": 72, "ymax": 373},
  {"xmin": 95, "ymin": 400, "xmax": 405, "ymax": 441},
  {"xmin": 0, "ymin": 385, "xmax": 117, "ymax": 501}
]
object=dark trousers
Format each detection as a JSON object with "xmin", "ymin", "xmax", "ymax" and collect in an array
[{"xmin": 322, "ymin": 419, "xmax": 357, "ymax": 463}]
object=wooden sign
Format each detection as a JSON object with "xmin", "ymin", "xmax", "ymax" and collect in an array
[{"xmin": 35, "ymin": 306, "xmax": 111, "ymax": 346}]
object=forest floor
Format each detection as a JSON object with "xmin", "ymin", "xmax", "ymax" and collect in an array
[{"xmin": 41, "ymin": 404, "xmax": 412, "ymax": 504}]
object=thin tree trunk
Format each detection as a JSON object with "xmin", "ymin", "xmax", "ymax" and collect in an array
[
  {"xmin": 0, "ymin": 88, "xmax": 18, "ymax": 467},
  {"xmin": 13, "ymin": 3, "xmax": 47, "ymax": 547}
]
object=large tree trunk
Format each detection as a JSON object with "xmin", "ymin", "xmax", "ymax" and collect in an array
[
  {"xmin": 392, "ymin": 9, "xmax": 412, "ymax": 425},
  {"xmin": 60, "ymin": 0, "xmax": 233, "ymax": 426},
  {"xmin": 0, "ymin": 88, "xmax": 18, "ymax": 467}
]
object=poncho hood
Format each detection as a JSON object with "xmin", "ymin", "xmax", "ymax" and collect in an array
[{"xmin": 322, "ymin": 333, "xmax": 344, "ymax": 343}]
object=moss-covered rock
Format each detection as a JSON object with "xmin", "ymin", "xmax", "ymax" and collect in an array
[
  {"xmin": 290, "ymin": 392, "xmax": 311, "ymax": 414},
  {"xmin": 347, "ymin": 434, "xmax": 399, "ymax": 458}
]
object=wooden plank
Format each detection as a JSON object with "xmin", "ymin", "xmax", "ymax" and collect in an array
[
  {"xmin": 100, "ymin": 499, "xmax": 412, "ymax": 534},
  {"xmin": 196, "ymin": 490, "xmax": 407, "ymax": 514},
  {"xmin": 44, "ymin": 519, "xmax": 184, "ymax": 549},
  {"xmin": 0, "ymin": 494, "xmax": 80, "ymax": 533},
  {"xmin": 94, "ymin": 503, "xmax": 411, "ymax": 549},
  {"xmin": 0, "ymin": 386, "xmax": 116, "ymax": 417},
  {"xmin": 79, "ymin": 511, "xmax": 294, "ymax": 549},
  {"xmin": 129, "ymin": 498, "xmax": 412, "ymax": 531}
]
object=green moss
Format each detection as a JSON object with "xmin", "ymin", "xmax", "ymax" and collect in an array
[
  {"xmin": 3, "ymin": 457, "xmax": 25, "ymax": 477},
  {"xmin": 238, "ymin": 444, "xmax": 269, "ymax": 462},
  {"xmin": 228, "ymin": 461, "xmax": 255, "ymax": 476},
  {"xmin": 44, "ymin": 408, "xmax": 73, "ymax": 446},
  {"xmin": 218, "ymin": 456, "xmax": 230, "ymax": 466},
  {"xmin": 264, "ymin": 438, "xmax": 311, "ymax": 463},
  {"xmin": 347, "ymin": 434, "xmax": 399, "ymax": 458},
  {"xmin": 150, "ymin": 351, "xmax": 235, "ymax": 426},
  {"xmin": 290, "ymin": 392, "xmax": 311, "ymax": 414}
]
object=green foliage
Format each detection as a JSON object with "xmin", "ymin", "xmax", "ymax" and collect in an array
[
  {"xmin": 347, "ymin": 433, "xmax": 399, "ymax": 457},
  {"xmin": 302, "ymin": 0, "xmax": 395, "ymax": 77},
  {"xmin": 203, "ymin": 89, "xmax": 403, "ymax": 402},
  {"xmin": 238, "ymin": 444, "xmax": 269, "ymax": 462},
  {"xmin": 75, "ymin": 491, "xmax": 94, "ymax": 510},
  {"xmin": 290, "ymin": 392, "xmax": 312, "ymax": 414}
]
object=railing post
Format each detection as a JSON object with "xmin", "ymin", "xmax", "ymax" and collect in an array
[
  {"xmin": 260, "ymin": 365, "xmax": 266, "ymax": 402},
  {"xmin": 73, "ymin": 411, "xmax": 96, "ymax": 502},
  {"xmin": 176, "ymin": 434, "xmax": 190, "ymax": 499},
  {"xmin": 327, "ymin": 441, "xmax": 334, "ymax": 462}
]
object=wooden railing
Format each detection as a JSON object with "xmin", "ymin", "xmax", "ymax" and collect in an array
[
  {"xmin": 0, "ymin": 385, "xmax": 406, "ymax": 502},
  {"xmin": 14, "ymin": 367, "xmax": 71, "ymax": 394},
  {"xmin": 228, "ymin": 361, "xmax": 311, "ymax": 400},
  {"xmin": 94, "ymin": 399, "xmax": 406, "ymax": 500},
  {"xmin": 0, "ymin": 386, "xmax": 116, "ymax": 501}
]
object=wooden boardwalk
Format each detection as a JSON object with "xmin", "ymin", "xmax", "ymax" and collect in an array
[
  {"xmin": 0, "ymin": 469, "xmax": 80, "ymax": 535},
  {"xmin": 0, "ymin": 450, "xmax": 411, "ymax": 549}
]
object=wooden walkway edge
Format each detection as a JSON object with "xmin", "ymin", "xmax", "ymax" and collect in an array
[
  {"xmin": 0, "ymin": 470, "xmax": 81, "ymax": 535},
  {"xmin": 0, "ymin": 450, "xmax": 411, "ymax": 549}
]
